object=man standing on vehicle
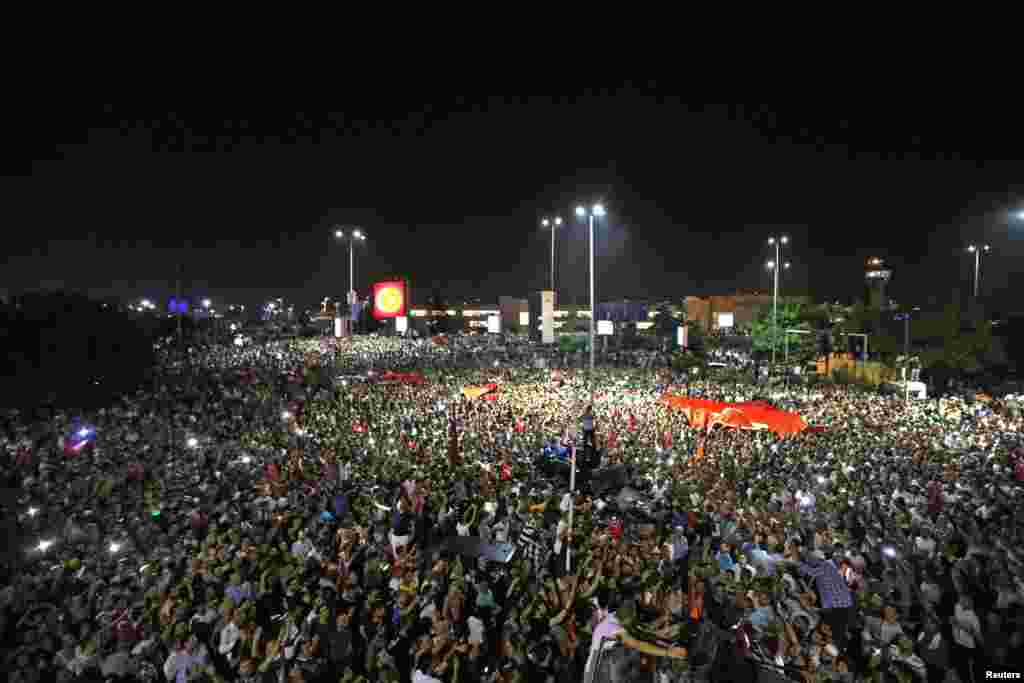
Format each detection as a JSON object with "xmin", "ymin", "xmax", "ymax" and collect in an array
[{"xmin": 581, "ymin": 404, "xmax": 596, "ymax": 450}]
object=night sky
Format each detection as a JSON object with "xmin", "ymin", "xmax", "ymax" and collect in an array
[{"xmin": 3, "ymin": 99, "xmax": 1022, "ymax": 314}]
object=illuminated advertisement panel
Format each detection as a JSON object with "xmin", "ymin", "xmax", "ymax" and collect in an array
[{"xmin": 372, "ymin": 281, "xmax": 407, "ymax": 320}]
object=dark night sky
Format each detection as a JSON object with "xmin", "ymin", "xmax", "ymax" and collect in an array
[{"xmin": 3, "ymin": 99, "xmax": 1023, "ymax": 313}]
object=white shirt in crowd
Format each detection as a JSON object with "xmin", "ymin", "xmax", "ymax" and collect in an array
[{"xmin": 952, "ymin": 602, "xmax": 981, "ymax": 649}]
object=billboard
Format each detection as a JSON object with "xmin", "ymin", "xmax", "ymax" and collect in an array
[
  {"xmin": 597, "ymin": 320, "xmax": 614, "ymax": 336},
  {"xmin": 372, "ymin": 280, "xmax": 407, "ymax": 320},
  {"xmin": 541, "ymin": 291, "xmax": 555, "ymax": 344},
  {"xmin": 717, "ymin": 312, "xmax": 734, "ymax": 329}
]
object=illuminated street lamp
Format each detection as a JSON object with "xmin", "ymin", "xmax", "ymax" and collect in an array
[
  {"xmin": 966, "ymin": 244, "xmax": 991, "ymax": 299},
  {"xmin": 575, "ymin": 204, "xmax": 605, "ymax": 372},
  {"xmin": 765, "ymin": 236, "xmax": 790, "ymax": 371},
  {"xmin": 202, "ymin": 298, "xmax": 212, "ymax": 309},
  {"xmin": 541, "ymin": 216, "xmax": 563, "ymax": 294},
  {"xmin": 334, "ymin": 225, "xmax": 367, "ymax": 306}
]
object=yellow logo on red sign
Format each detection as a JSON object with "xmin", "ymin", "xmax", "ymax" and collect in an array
[{"xmin": 372, "ymin": 280, "xmax": 406, "ymax": 320}]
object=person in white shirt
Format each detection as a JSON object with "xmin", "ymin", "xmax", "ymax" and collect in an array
[{"xmin": 951, "ymin": 594, "xmax": 983, "ymax": 683}]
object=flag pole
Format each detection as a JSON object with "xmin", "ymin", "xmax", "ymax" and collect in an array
[{"xmin": 567, "ymin": 445, "xmax": 576, "ymax": 573}]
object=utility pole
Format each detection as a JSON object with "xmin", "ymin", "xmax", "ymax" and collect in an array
[
  {"xmin": 176, "ymin": 265, "xmax": 183, "ymax": 349},
  {"xmin": 904, "ymin": 315, "xmax": 910, "ymax": 402}
]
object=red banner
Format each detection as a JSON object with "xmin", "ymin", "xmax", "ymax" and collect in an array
[
  {"xmin": 661, "ymin": 395, "xmax": 809, "ymax": 436},
  {"xmin": 377, "ymin": 371, "xmax": 426, "ymax": 385}
]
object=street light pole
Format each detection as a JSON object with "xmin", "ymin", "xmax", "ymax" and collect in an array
[
  {"xmin": 904, "ymin": 315, "xmax": 910, "ymax": 402},
  {"xmin": 542, "ymin": 217, "xmax": 563, "ymax": 294},
  {"xmin": 334, "ymin": 225, "xmax": 367, "ymax": 333},
  {"xmin": 766, "ymin": 236, "xmax": 789, "ymax": 376},
  {"xmin": 576, "ymin": 205, "xmax": 605, "ymax": 372},
  {"xmin": 772, "ymin": 240, "xmax": 779, "ymax": 368},
  {"xmin": 589, "ymin": 213, "xmax": 595, "ymax": 372},
  {"xmin": 967, "ymin": 244, "xmax": 990, "ymax": 299}
]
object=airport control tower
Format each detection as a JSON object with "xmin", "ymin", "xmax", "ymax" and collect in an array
[{"xmin": 865, "ymin": 257, "xmax": 892, "ymax": 309}]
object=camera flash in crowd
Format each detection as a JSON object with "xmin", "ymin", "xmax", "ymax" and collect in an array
[
  {"xmin": 882, "ymin": 546, "xmax": 897, "ymax": 558},
  {"xmin": 37, "ymin": 539, "xmax": 54, "ymax": 552},
  {"xmin": 27, "ymin": 507, "xmax": 38, "ymax": 517},
  {"xmin": 187, "ymin": 437, "xmax": 199, "ymax": 448},
  {"xmin": 109, "ymin": 542, "xmax": 121, "ymax": 553}
]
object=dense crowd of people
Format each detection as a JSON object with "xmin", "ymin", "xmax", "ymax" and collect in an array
[{"xmin": 2, "ymin": 333, "xmax": 1022, "ymax": 682}]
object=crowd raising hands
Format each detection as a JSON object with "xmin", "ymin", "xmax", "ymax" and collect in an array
[{"xmin": 1, "ymin": 334, "xmax": 1022, "ymax": 683}]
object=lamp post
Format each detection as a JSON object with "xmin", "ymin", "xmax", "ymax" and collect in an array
[
  {"xmin": 966, "ymin": 244, "xmax": 990, "ymax": 299},
  {"xmin": 541, "ymin": 216, "xmax": 563, "ymax": 294},
  {"xmin": 334, "ymin": 226, "xmax": 367, "ymax": 331},
  {"xmin": 765, "ymin": 235, "xmax": 790, "ymax": 375},
  {"xmin": 575, "ymin": 204, "xmax": 605, "ymax": 372},
  {"xmin": 894, "ymin": 312, "xmax": 913, "ymax": 401},
  {"xmin": 784, "ymin": 328, "xmax": 812, "ymax": 388}
]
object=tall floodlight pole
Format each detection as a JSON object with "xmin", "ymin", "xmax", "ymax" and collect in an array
[
  {"xmin": 541, "ymin": 217, "xmax": 563, "ymax": 294},
  {"xmin": 765, "ymin": 236, "xmax": 790, "ymax": 375},
  {"xmin": 895, "ymin": 311, "xmax": 913, "ymax": 401},
  {"xmin": 576, "ymin": 204, "xmax": 605, "ymax": 372},
  {"xmin": 334, "ymin": 226, "xmax": 367, "ymax": 331},
  {"xmin": 966, "ymin": 244, "xmax": 990, "ymax": 299}
]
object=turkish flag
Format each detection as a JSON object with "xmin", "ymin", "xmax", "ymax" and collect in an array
[
  {"xmin": 515, "ymin": 420, "xmax": 525, "ymax": 433},
  {"xmin": 501, "ymin": 463, "xmax": 512, "ymax": 481}
]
